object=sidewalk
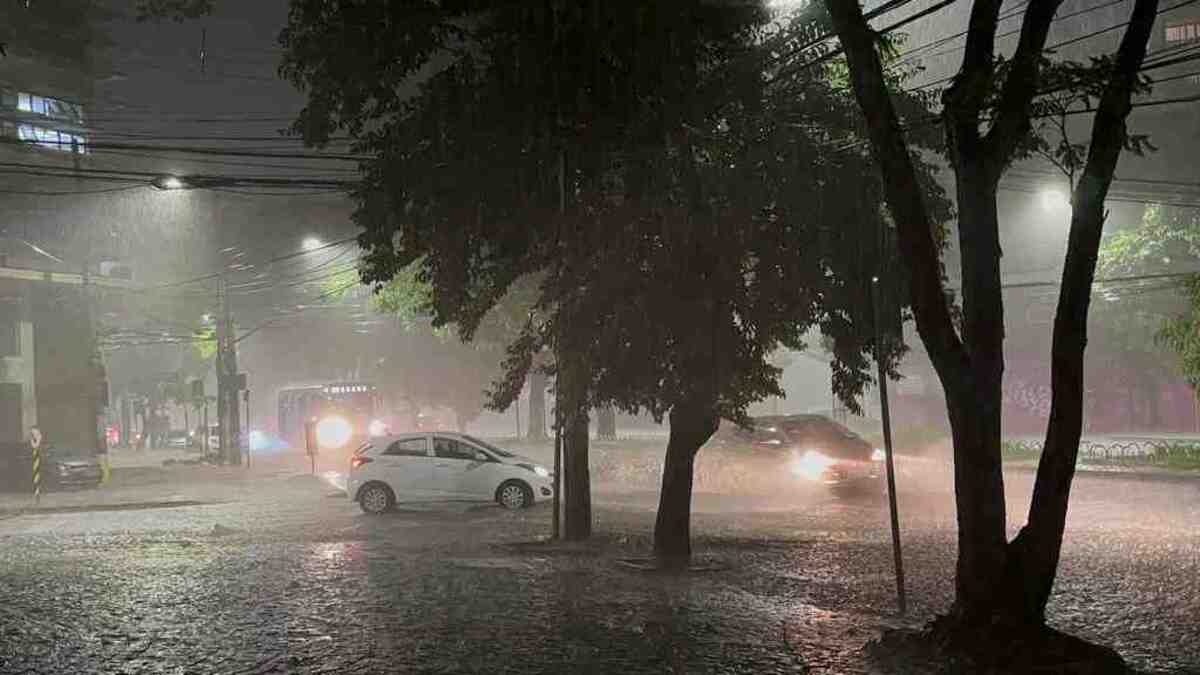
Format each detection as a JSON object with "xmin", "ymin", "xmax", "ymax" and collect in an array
[{"xmin": 0, "ymin": 449, "xmax": 319, "ymax": 517}]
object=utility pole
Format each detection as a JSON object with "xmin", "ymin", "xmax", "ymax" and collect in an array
[
  {"xmin": 215, "ymin": 277, "xmax": 226, "ymax": 463},
  {"xmin": 216, "ymin": 275, "xmax": 242, "ymax": 465},
  {"xmin": 243, "ymin": 389, "xmax": 251, "ymax": 468},
  {"xmin": 871, "ymin": 276, "xmax": 906, "ymax": 615}
]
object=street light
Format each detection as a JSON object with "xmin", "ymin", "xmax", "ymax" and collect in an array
[{"xmin": 302, "ymin": 237, "xmax": 323, "ymax": 251}]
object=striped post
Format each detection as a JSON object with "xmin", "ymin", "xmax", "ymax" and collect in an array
[
  {"xmin": 29, "ymin": 427, "xmax": 42, "ymax": 506},
  {"xmin": 31, "ymin": 444, "xmax": 41, "ymax": 506}
]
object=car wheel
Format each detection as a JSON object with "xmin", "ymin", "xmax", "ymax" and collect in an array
[
  {"xmin": 358, "ymin": 482, "xmax": 394, "ymax": 515},
  {"xmin": 496, "ymin": 480, "xmax": 533, "ymax": 510}
]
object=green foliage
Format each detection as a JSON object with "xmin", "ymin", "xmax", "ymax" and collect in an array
[
  {"xmin": 371, "ymin": 263, "xmax": 433, "ymax": 329},
  {"xmin": 192, "ymin": 326, "xmax": 217, "ymax": 363},
  {"xmin": 1155, "ymin": 277, "xmax": 1200, "ymax": 391},
  {"xmin": 1097, "ymin": 203, "xmax": 1200, "ymax": 389},
  {"xmin": 279, "ymin": 0, "xmax": 948, "ymax": 428},
  {"xmin": 1007, "ymin": 55, "xmax": 1156, "ymax": 181}
]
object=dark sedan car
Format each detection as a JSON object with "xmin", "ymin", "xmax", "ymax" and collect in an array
[
  {"xmin": 0, "ymin": 443, "xmax": 103, "ymax": 493},
  {"xmin": 710, "ymin": 414, "xmax": 883, "ymax": 492}
]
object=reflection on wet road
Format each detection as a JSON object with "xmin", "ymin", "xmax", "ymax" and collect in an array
[{"xmin": 0, "ymin": 469, "xmax": 1195, "ymax": 673}]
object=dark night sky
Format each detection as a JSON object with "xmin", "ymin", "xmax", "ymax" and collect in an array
[{"xmin": 91, "ymin": 0, "xmax": 358, "ymax": 244}]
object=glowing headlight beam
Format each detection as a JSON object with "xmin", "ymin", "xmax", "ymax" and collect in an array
[
  {"xmin": 368, "ymin": 419, "xmax": 388, "ymax": 437},
  {"xmin": 790, "ymin": 450, "xmax": 835, "ymax": 482},
  {"xmin": 315, "ymin": 416, "xmax": 354, "ymax": 449}
]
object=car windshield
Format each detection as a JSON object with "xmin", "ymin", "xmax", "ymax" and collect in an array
[{"xmin": 462, "ymin": 435, "xmax": 515, "ymax": 458}]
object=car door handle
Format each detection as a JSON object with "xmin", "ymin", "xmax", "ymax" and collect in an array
[{"xmin": 435, "ymin": 463, "xmax": 449, "ymax": 467}]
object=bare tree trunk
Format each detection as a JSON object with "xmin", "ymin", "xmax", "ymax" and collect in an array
[
  {"xmin": 1009, "ymin": 0, "xmax": 1159, "ymax": 622},
  {"xmin": 558, "ymin": 345, "xmax": 592, "ymax": 541},
  {"xmin": 945, "ymin": 381, "xmax": 1011, "ymax": 624},
  {"xmin": 528, "ymin": 370, "xmax": 548, "ymax": 440},
  {"xmin": 653, "ymin": 398, "xmax": 718, "ymax": 566}
]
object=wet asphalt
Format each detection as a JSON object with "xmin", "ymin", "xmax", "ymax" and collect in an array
[{"xmin": 0, "ymin": 465, "xmax": 1195, "ymax": 674}]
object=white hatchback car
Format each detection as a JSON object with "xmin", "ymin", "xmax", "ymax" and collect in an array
[{"xmin": 348, "ymin": 432, "xmax": 554, "ymax": 514}]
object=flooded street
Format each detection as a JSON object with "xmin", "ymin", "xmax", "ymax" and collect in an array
[{"xmin": 0, "ymin": 465, "xmax": 1195, "ymax": 674}]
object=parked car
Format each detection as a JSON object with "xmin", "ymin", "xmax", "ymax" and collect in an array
[
  {"xmin": 348, "ymin": 432, "xmax": 554, "ymax": 514},
  {"xmin": 710, "ymin": 414, "xmax": 883, "ymax": 493},
  {"xmin": 165, "ymin": 430, "xmax": 192, "ymax": 450},
  {"xmin": 0, "ymin": 443, "xmax": 103, "ymax": 493}
]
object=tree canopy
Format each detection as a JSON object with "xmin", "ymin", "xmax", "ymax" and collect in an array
[{"xmin": 279, "ymin": 0, "xmax": 950, "ymax": 554}]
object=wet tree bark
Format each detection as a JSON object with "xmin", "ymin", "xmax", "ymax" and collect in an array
[
  {"xmin": 528, "ymin": 370, "xmax": 548, "ymax": 440},
  {"xmin": 830, "ymin": 0, "xmax": 1157, "ymax": 632},
  {"xmin": 653, "ymin": 399, "xmax": 719, "ymax": 567},
  {"xmin": 1008, "ymin": 0, "xmax": 1159, "ymax": 622},
  {"xmin": 558, "ymin": 343, "xmax": 592, "ymax": 541}
]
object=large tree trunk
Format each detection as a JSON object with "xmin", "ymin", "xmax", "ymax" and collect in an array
[
  {"xmin": 1008, "ymin": 0, "xmax": 1159, "ymax": 623},
  {"xmin": 946, "ymin": 172, "xmax": 1011, "ymax": 623},
  {"xmin": 653, "ymin": 399, "xmax": 719, "ymax": 566},
  {"xmin": 558, "ymin": 345, "xmax": 592, "ymax": 541},
  {"xmin": 527, "ymin": 370, "xmax": 548, "ymax": 440}
]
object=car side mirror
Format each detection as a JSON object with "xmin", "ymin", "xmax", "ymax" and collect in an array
[{"xmin": 474, "ymin": 451, "xmax": 489, "ymax": 462}]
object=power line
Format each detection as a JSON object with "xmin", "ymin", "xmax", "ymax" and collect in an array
[
  {"xmin": 0, "ymin": 184, "xmax": 148, "ymax": 196},
  {"xmin": 909, "ymin": 0, "xmax": 1200, "ymax": 93},
  {"xmin": 0, "ymin": 137, "xmax": 362, "ymax": 162},
  {"xmin": 137, "ymin": 236, "xmax": 358, "ymax": 293}
]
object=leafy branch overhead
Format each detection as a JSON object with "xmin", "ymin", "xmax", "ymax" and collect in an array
[{"xmin": 280, "ymin": 1, "xmax": 949, "ymax": 429}]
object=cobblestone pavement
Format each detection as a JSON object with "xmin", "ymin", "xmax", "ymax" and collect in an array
[{"xmin": 0, "ymin": 465, "xmax": 1196, "ymax": 674}]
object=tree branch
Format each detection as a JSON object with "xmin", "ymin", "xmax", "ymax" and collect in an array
[
  {"xmin": 941, "ymin": 0, "xmax": 1003, "ymax": 158},
  {"xmin": 825, "ymin": 1, "xmax": 967, "ymax": 384},
  {"xmin": 1015, "ymin": 0, "xmax": 1160, "ymax": 619},
  {"xmin": 983, "ymin": 0, "xmax": 1066, "ymax": 169}
]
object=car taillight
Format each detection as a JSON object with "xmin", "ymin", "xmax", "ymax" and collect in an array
[{"xmin": 351, "ymin": 456, "xmax": 372, "ymax": 469}]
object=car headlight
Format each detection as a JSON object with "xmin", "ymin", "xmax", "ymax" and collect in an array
[
  {"xmin": 56, "ymin": 464, "xmax": 71, "ymax": 476},
  {"xmin": 315, "ymin": 416, "xmax": 354, "ymax": 449},
  {"xmin": 871, "ymin": 448, "xmax": 885, "ymax": 462},
  {"xmin": 518, "ymin": 463, "xmax": 551, "ymax": 478},
  {"xmin": 368, "ymin": 419, "xmax": 388, "ymax": 437},
  {"xmin": 790, "ymin": 450, "xmax": 834, "ymax": 481}
]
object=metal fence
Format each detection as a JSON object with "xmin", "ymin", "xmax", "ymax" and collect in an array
[{"xmin": 1003, "ymin": 438, "xmax": 1200, "ymax": 466}]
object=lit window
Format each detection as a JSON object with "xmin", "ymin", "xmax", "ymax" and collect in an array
[
  {"xmin": 16, "ymin": 124, "xmax": 87, "ymax": 153},
  {"xmin": 1166, "ymin": 20, "xmax": 1200, "ymax": 42}
]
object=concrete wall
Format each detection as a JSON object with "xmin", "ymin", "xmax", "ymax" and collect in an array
[
  {"xmin": 31, "ymin": 284, "xmax": 98, "ymax": 450},
  {"xmin": 0, "ymin": 318, "xmax": 37, "ymax": 442}
]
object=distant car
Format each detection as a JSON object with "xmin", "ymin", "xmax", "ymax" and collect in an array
[
  {"xmin": 348, "ymin": 432, "xmax": 554, "ymax": 514},
  {"xmin": 710, "ymin": 414, "xmax": 883, "ymax": 492},
  {"xmin": 0, "ymin": 443, "xmax": 102, "ymax": 492},
  {"xmin": 165, "ymin": 430, "xmax": 192, "ymax": 450}
]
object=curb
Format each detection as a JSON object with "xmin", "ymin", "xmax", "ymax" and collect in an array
[{"xmin": 0, "ymin": 499, "xmax": 214, "ymax": 518}]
